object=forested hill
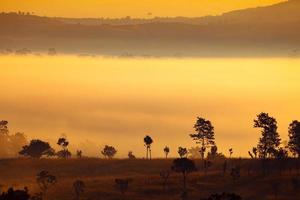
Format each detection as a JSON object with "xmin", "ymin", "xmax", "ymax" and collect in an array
[{"xmin": 0, "ymin": 0, "xmax": 300, "ymax": 57}]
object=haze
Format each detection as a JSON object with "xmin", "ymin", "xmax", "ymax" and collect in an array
[
  {"xmin": 1, "ymin": 55, "xmax": 299, "ymax": 158},
  {"xmin": 1, "ymin": 0, "xmax": 284, "ymax": 18}
]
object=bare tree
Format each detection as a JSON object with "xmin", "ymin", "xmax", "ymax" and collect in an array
[{"xmin": 36, "ymin": 170, "xmax": 57, "ymax": 197}]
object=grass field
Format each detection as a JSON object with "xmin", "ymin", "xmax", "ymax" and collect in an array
[{"xmin": 1, "ymin": 158, "xmax": 300, "ymax": 200}]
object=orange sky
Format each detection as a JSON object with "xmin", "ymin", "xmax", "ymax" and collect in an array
[
  {"xmin": 0, "ymin": 0, "xmax": 285, "ymax": 18},
  {"xmin": 1, "ymin": 56, "xmax": 299, "ymax": 157}
]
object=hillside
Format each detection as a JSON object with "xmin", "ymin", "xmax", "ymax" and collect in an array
[{"xmin": 0, "ymin": 0, "xmax": 300, "ymax": 57}]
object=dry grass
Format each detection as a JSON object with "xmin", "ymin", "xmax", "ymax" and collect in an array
[{"xmin": 0, "ymin": 158, "xmax": 300, "ymax": 200}]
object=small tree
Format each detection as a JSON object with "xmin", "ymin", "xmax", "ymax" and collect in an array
[
  {"xmin": 207, "ymin": 145, "xmax": 225, "ymax": 160},
  {"xmin": 178, "ymin": 147, "xmax": 188, "ymax": 158},
  {"xmin": 144, "ymin": 135, "xmax": 153, "ymax": 159},
  {"xmin": 190, "ymin": 117, "xmax": 215, "ymax": 160},
  {"xmin": 288, "ymin": 120, "xmax": 300, "ymax": 158},
  {"xmin": 101, "ymin": 145, "xmax": 117, "ymax": 158},
  {"xmin": 76, "ymin": 150, "xmax": 82, "ymax": 158},
  {"xmin": 36, "ymin": 170, "xmax": 57, "ymax": 196},
  {"xmin": 229, "ymin": 148, "xmax": 233, "ymax": 158},
  {"xmin": 171, "ymin": 158, "xmax": 197, "ymax": 191},
  {"xmin": 57, "ymin": 137, "xmax": 70, "ymax": 159},
  {"xmin": 56, "ymin": 149, "xmax": 71, "ymax": 158},
  {"xmin": 73, "ymin": 180, "xmax": 85, "ymax": 200},
  {"xmin": 128, "ymin": 151, "xmax": 136, "ymax": 159},
  {"xmin": 19, "ymin": 140, "xmax": 54, "ymax": 158},
  {"xmin": 0, "ymin": 120, "xmax": 9, "ymax": 135},
  {"xmin": 164, "ymin": 146, "xmax": 170, "ymax": 159},
  {"xmin": 254, "ymin": 112, "xmax": 281, "ymax": 158}
]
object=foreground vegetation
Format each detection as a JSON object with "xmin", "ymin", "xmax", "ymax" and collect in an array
[{"xmin": 1, "ymin": 158, "xmax": 300, "ymax": 200}]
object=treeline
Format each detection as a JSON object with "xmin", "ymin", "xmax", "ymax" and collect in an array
[{"xmin": 1, "ymin": 112, "xmax": 300, "ymax": 160}]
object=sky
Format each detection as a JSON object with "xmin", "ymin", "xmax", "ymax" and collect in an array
[
  {"xmin": 1, "ymin": 56, "xmax": 299, "ymax": 158},
  {"xmin": 0, "ymin": 0, "xmax": 285, "ymax": 18}
]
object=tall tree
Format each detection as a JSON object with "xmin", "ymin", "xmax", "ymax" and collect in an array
[
  {"xmin": 190, "ymin": 117, "xmax": 215, "ymax": 159},
  {"xmin": 144, "ymin": 135, "xmax": 153, "ymax": 159},
  {"xmin": 288, "ymin": 120, "xmax": 300, "ymax": 157},
  {"xmin": 254, "ymin": 112, "xmax": 281, "ymax": 158}
]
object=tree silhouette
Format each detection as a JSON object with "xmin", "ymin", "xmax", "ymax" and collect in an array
[
  {"xmin": 73, "ymin": 180, "xmax": 85, "ymax": 200},
  {"xmin": 36, "ymin": 170, "xmax": 57, "ymax": 196},
  {"xmin": 0, "ymin": 120, "xmax": 27, "ymax": 157},
  {"xmin": 56, "ymin": 149, "xmax": 71, "ymax": 158},
  {"xmin": 101, "ymin": 145, "xmax": 117, "ymax": 158},
  {"xmin": 178, "ymin": 147, "xmax": 188, "ymax": 158},
  {"xmin": 57, "ymin": 137, "xmax": 71, "ymax": 159},
  {"xmin": 128, "ymin": 151, "xmax": 136, "ymax": 159},
  {"xmin": 171, "ymin": 158, "xmax": 197, "ymax": 191},
  {"xmin": 229, "ymin": 148, "xmax": 233, "ymax": 158},
  {"xmin": 164, "ymin": 146, "xmax": 170, "ymax": 159},
  {"xmin": 288, "ymin": 120, "xmax": 300, "ymax": 157},
  {"xmin": 76, "ymin": 150, "xmax": 82, "ymax": 158},
  {"xmin": 254, "ymin": 112, "xmax": 281, "ymax": 158},
  {"xmin": 207, "ymin": 145, "xmax": 225, "ymax": 160},
  {"xmin": 190, "ymin": 117, "xmax": 215, "ymax": 160},
  {"xmin": 248, "ymin": 151, "xmax": 254, "ymax": 159},
  {"xmin": 0, "ymin": 187, "xmax": 30, "ymax": 200},
  {"xmin": 0, "ymin": 120, "xmax": 9, "ymax": 135},
  {"xmin": 252, "ymin": 147, "xmax": 258, "ymax": 158},
  {"xmin": 144, "ymin": 135, "xmax": 153, "ymax": 159},
  {"xmin": 19, "ymin": 139, "xmax": 54, "ymax": 158}
]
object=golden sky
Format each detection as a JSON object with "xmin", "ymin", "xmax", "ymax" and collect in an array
[
  {"xmin": 1, "ymin": 0, "xmax": 284, "ymax": 18},
  {"xmin": 1, "ymin": 56, "xmax": 299, "ymax": 157}
]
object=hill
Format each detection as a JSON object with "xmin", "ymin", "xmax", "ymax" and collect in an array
[{"xmin": 0, "ymin": 0, "xmax": 300, "ymax": 57}]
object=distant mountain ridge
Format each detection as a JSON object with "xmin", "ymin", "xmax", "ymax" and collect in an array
[{"xmin": 0, "ymin": 0, "xmax": 300, "ymax": 57}]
